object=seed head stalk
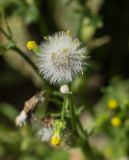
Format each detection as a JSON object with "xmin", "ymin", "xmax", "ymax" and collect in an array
[{"xmin": 61, "ymin": 95, "xmax": 69, "ymax": 121}]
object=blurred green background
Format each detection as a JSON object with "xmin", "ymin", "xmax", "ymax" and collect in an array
[{"xmin": 0, "ymin": 0, "xmax": 129, "ymax": 160}]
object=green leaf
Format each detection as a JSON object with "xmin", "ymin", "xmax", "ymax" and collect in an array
[{"xmin": 0, "ymin": 103, "xmax": 18, "ymax": 121}]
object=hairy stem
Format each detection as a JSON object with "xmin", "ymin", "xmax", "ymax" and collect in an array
[
  {"xmin": 61, "ymin": 95, "xmax": 68, "ymax": 120},
  {"xmin": 0, "ymin": 27, "xmax": 42, "ymax": 80},
  {"xmin": 11, "ymin": 46, "xmax": 41, "ymax": 78},
  {"xmin": 0, "ymin": 28, "xmax": 11, "ymax": 39},
  {"xmin": 69, "ymin": 92, "xmax": 97, "ymax": 160},
  {"xmin": 69, "ymin": 94, "xmax": 77, "ymax": 132}
]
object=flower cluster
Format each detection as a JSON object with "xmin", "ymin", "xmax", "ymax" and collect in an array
[
  {"xmin": 16, "ymin": 31, "xmax": 86, "ymax": 147},
  {"xmin": 107, "ymin": 99, "xmax": 121, "ymax": 127}
]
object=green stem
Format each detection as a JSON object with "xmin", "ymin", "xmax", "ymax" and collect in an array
[
  {"xmin": 81, "ymin": 140, "xmax": 96, "ymax": 160},
  {"xmin": 61, "ymin": 95, "xmax": 68, "ymax": 120},
  {"xmin": 0, "ymin": 26, "xmax": 42, "ymax": 80},
  {"xmin": 11, "ymin": 46, "xmax": 41, "ymax": 78},
  {"xmin": 0, "ymin": 28, "xmax": 11, "ymax": 39},
  {"xmin": 76, "ymin": 118, "xmax": 86, "ymax": 139},
  {"xmin": 48, "ymin": 98, "xmax": 62, "ymax": 105},
  {"xmin": 50, "ymin": 113, "xmax": 61, "ymax": 118},
  {"xmin": 69, "ymin": 94, "xmax": 77, "ymax": 132},
  {"xmin": 69, "ymin": 91, "xmax": 97, "ymax": 160}
]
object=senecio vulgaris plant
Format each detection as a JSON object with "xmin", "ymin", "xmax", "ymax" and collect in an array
[{"xmin": 15, "ymin": 31, "xmax": 98, "ymax": 159}]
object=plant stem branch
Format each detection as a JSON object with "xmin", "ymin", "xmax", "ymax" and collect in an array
[
  {"xmin": 69, "ymin": 94, "xmax": 77, "ymax": 132},
  {"xmin": 48, "ymin": 97, "xmax": 62, "ymax": 105},
  {"xmin": 68, "ymin": 91, "xmax": 97, "ymax": 159},
  {"xmin": 0, "ymin": 28, "xmax": 11, "ymax": 39},
  {"xmin": 11, "ymin": 46, "xmax": 41, "ymax": 78},
  {"xmin": 0, "ymin": 26, "xmax": 42, "ymax": 80},
  {"xmin": 61, "ymin": 95, "xmax": 68, "ymax": 120}
]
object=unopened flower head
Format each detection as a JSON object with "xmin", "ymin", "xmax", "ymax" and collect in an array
[
  {"xmin": 60, "ymin": 84, "xmax": 69, "ymax": 94},
  {"xmin": 51, "ymin": 132, "xmax": 61, "ymax": 146},
  {"xmin": 37, "ymin": 31, "xmax": 87, "ymax": 85},
  {"xmin": 111, "ymin": 116, "xmax": 121, "ymax": 127},
  {"xmin": 108, "ymin": 99, "xmax": 118, "ymax": 109},
  {"xmin": 27, "ymin": 41, "xmax": 37, "ymax": 50}
]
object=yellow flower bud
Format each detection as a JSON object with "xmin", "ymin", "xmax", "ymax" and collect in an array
[
  {"xmin": 51, "ymin": 132, "xmax": 61, "ymax": 146},
  {"xmin": 111, "ymin": 116, "xmax": 121, "ymax": 127},
  {"xmin": 108, "ymin": 99, "xmax": 118, "ymax": 109},
  {"xmin": 26, "ymin": 41, "xmax": 37, "ymax": 50}
]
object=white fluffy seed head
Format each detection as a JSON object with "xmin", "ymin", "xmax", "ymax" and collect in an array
[{"xmin": 37, "ymin": 31, "xmax": 87, "ymax": 85}]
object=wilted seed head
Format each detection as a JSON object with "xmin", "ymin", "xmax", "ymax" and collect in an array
[
  {"xmin": 15, "ymin": 111, "xmax": 27, "ymax": 127},
  {"xmin": 37, "ymin": 127, "xmax": 53, "ymax": 142},
  {"xmin": 37, "ymin": 31, "xmax": 87, "ymax": 85}
]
